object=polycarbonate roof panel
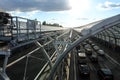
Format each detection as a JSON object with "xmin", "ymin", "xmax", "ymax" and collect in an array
[
  {"xmin": 74, "ymin": 14, "xmax": 120, "ymax": 36},
  {"xmin": 74, "ymin": 20, "xmax": 103, "ymax": 33}
]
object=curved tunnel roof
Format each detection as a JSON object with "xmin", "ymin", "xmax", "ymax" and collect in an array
[{"xmin": 49, "ymin": 14, "xmax": 120, "ymax": 80}]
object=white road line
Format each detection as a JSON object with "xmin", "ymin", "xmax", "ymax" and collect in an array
[
  {"xmin": 88, "ymin": 63, "xmax": 96, "ymax": 71},
  {"xmin": 105, "ymin": 54, "xmax": 120, "ymax": 66},
  {"xmin": 106, "ymin": 56, "xmax": 116, "ymax": 65},
  {"xmin": 88, "ymin": 63, "xmax": 94, "ymax": 71}
]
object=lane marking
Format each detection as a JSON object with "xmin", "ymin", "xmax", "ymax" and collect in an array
[
  {"xmin": 88, "ymin": 63, "xmax": 94, "ymax": 71},
  {"xmin": 105, "ymin": 54, "xmax": 120, "ymax": 66}
]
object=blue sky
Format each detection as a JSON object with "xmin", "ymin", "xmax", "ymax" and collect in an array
[{"xmin": 0, "ymin": 0, "xmax": 120, "ymax": 27}]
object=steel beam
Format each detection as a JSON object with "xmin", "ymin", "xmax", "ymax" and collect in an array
[{"xmin": 35, "ymin": 41, "xmax": 52, "ymax": 68}]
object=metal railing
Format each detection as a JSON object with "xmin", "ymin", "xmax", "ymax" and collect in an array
[{"xmin": 0, "ymin": 16, "xmax": 41, "ymax": 42}]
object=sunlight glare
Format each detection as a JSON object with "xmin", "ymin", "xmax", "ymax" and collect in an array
[{"xmin": 69, "ymin": 0, "xmax": 90, "ymax": 16}]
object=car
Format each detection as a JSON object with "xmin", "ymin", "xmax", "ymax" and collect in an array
[
  {"xmin": 91, "ymin": 43, "xmax": 95, "ymax": 47},
  {"xmin": 90, "ymin": 52, "xmax": 98, "ymax": 62},
  {"xmin": 78, "ymin": 59, "xmax": 87, "ymax": 64},
  {"xmin": 82, "ymin": 42, "xmax": 87, "ymax": 46},
  {"xmin": 88, "ymin": 40, "xmax": 92, "ymax": 44},
  {"xmin": 79, "ymin": 64, "xmax": 90, "ymax": 77},
  {"xmin": 97, "ymin": 68, "xmax": 113, "ymax": 80},
  {"xmin": 77, "ymin": 49, "xmax": 85, "ymax": 53},
  {"xmin": 78, "ymin": 52, "xmax": 86, "ymax": 59},
  {"xmin": 78, "ymin": 52, "xmax": 87, "ymax": 64},
  {"xmin": 85, "ymin": 39, "xmax": 89, "ymax": 43},
  {"xmin": 97, "ymin": 50, "xmax": 105, "ymax": 56},
  {"xmin": 93, "ymin": 46, "xmax": 99, "ymax": 51},
  {"xmin": 85, "ymin": 48, "xmax": 92, "ymax": 55},
  {"xmin": 84, "ymin": 44, "xmax": 91, "ymax": 49}
]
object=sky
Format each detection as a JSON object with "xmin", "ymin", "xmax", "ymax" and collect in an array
[{"xmin": 0, "ymin": 0, "xmax": 120, "ymax": 28}]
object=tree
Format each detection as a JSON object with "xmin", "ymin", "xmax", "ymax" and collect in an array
[{"xmin": 42, "ymin": 21, "xmax": 46, "ymax": 25}]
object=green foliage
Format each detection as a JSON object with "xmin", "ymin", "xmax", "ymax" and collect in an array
[
  {"xmin": 42, "ymin": 21, "xmax": 46, "ymax": 25},
  {"xmin": 42, "ymin": 21, "xmax": 62, "ymax": 27}
]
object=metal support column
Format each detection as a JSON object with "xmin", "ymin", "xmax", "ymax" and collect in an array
[
  {"xmin": 0, "ymin": 49, "xmax": 11, "ymax": 80},
  {"xmin": 16, "ymin": 17, "xmax": 19, "ymax": 42}
]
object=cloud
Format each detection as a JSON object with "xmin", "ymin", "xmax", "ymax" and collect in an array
[
  {"xmin": 8, "ymin": 11, "xmax": 38, "ymax": 19},
  {"xmin": 97, "ymin": 1, "xmax": 120, "ymax": 10},
  {"xmin": 76, "ymin": 18, "xmax": 89, "ymax": 20},
  {"xmin": 0, "ymin": 0, "xmax": 71, "ymax": 12},
  {"xmin": 51, "ymin": 18, "xmax": 56, "ymax": 20}
]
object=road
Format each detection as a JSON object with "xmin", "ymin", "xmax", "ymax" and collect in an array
[{"xmin": 74, "ymin": 41, "xmax": 120, "ymax": 80}]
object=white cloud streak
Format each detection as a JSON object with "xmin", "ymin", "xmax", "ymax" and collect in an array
[
  {"xmin": 0, "ymin": 0, "xmax": 71, "ymax": 12},
  {"xmin": 97, "ymin": 1, "xmax": 120, "ymax": 10}
]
